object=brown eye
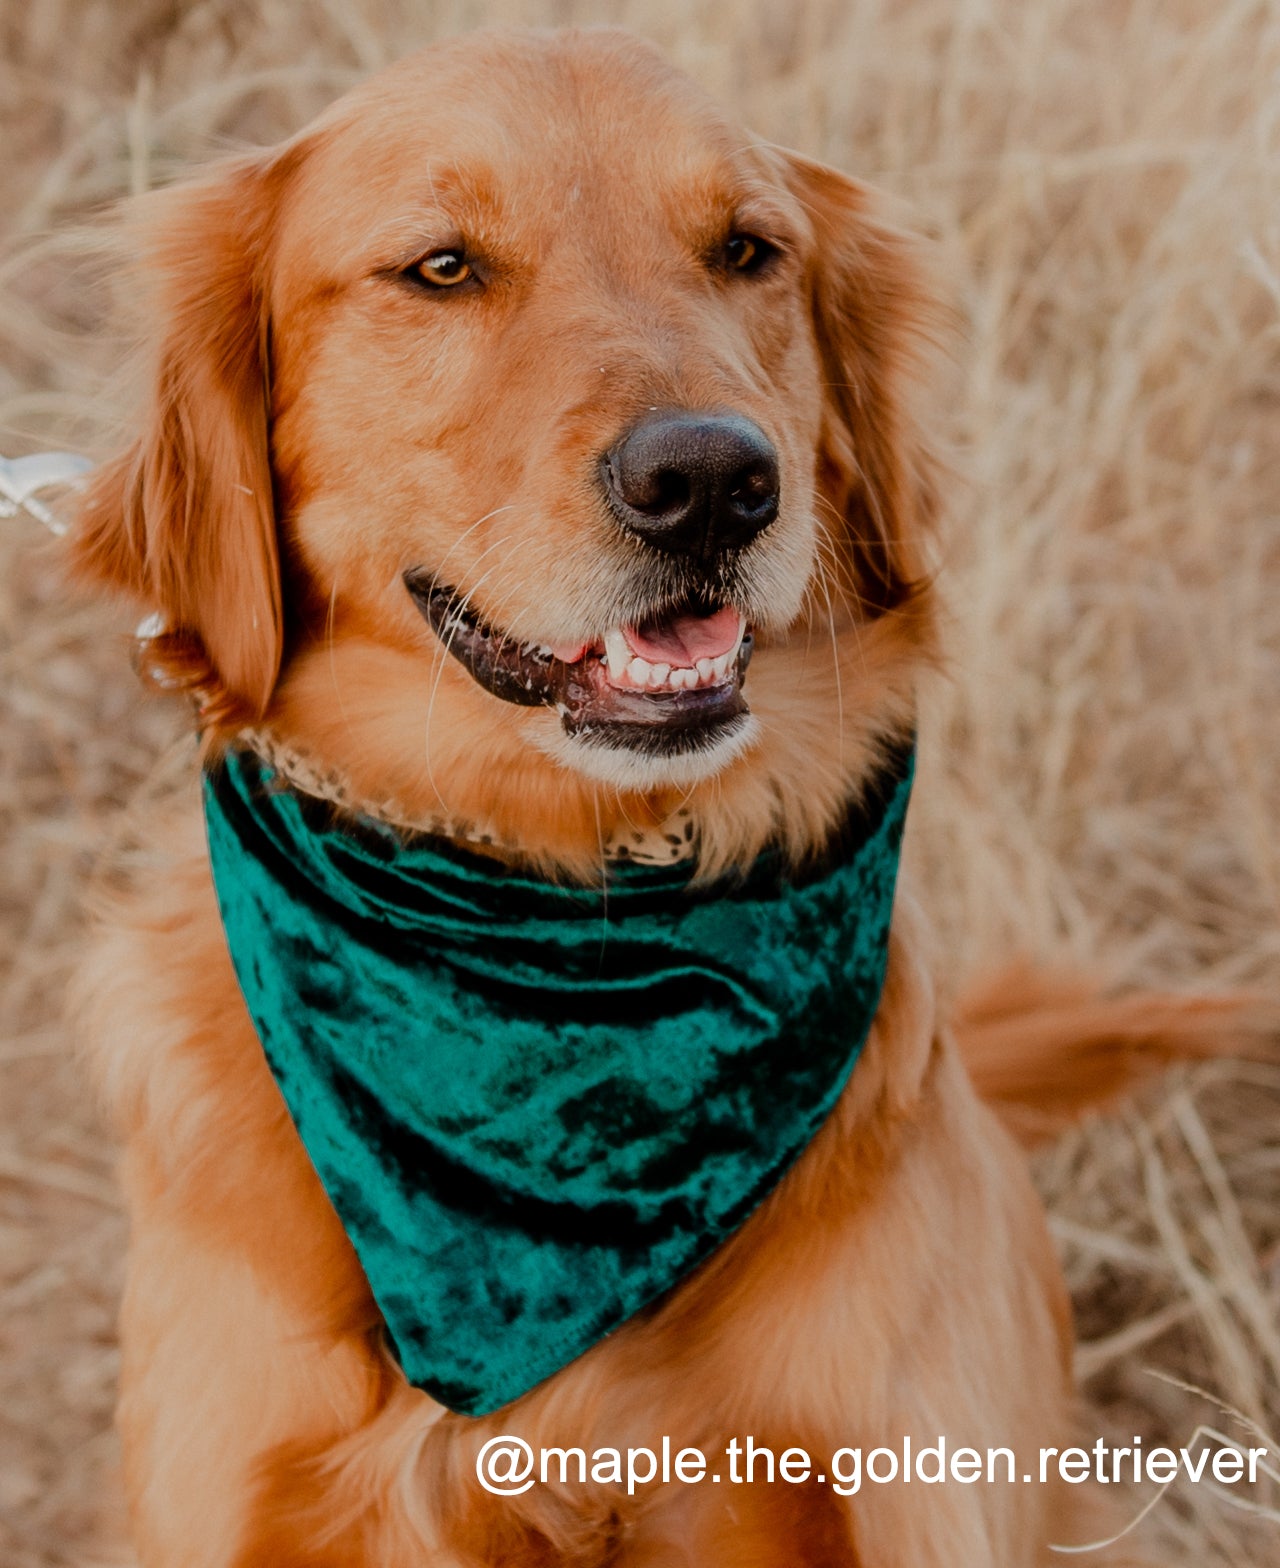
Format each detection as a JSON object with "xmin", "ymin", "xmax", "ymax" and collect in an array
[
  {"xmin": 724, "ymin": 233, "xmax": 777, "ymax": 274},
  {"xmin": 725, "ymin": 235, "xmax": 758, "ymax": 270},
  {"xmin": 416, "ymin": 250, "xmax": 472, "ymax": 287}
]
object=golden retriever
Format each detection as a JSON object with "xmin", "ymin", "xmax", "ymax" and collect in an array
[{"xmin": 67, "ymin": 26, "xmax": 1252, "ymax": 1567}]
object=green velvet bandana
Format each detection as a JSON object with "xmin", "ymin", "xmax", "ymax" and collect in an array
[{"xmin": 202, "ymin": 742, "xmax": 913, "ymax": 1416}]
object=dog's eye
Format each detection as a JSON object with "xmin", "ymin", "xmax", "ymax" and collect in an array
[
  {"xmin": 723, "ymin": 234, "xmax": 774, "ymax": 274},
  {"xmin": 414, "ymin": 250, "xmax": 473, "ymax": 287}
]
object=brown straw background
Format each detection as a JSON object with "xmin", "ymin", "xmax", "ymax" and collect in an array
[{"xmin": 2, "ymin": 2, "xmax": 1278, "ymax": 1563}]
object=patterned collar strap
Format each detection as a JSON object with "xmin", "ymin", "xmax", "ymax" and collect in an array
[
  {"xmin": 237, "ymin": 726, "xmax": 698, "ymax": 865},
  {"xmin": 203, "ymin": 739, "xmax": 915, "ymax": 1416}
]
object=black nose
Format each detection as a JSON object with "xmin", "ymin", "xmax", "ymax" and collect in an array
[{"xmin": 600, "ymin": 412, "xmax": 779, "ymax": 558}]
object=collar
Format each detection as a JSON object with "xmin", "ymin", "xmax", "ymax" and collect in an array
[
  {"xmin": 203, "ymin": 740, "xmax": 914, "ymax": 1415},
  {"xmin": 237, "ymin": 724, "xmax": 699, "ymax": 865}
]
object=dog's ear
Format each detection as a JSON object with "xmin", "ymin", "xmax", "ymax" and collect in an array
[
  {"xmin": 779, "ymin": 150, "xmax": 943, "ymax": 617},
  {"xmin": 71, "ymin": 154, "xmax": 288, "ymax": 724}
]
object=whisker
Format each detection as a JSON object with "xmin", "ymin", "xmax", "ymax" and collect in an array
[
  {"xmin": 815, "ymin": 556, "xmax": 846, "ymax": 768},
  {"xmin": 419, "ymin": 531, "xmax": 526, "ymax": 815},
  {"xmin": 811, "ymin": 499, "xmax": 874, "ymax": 696},
  {"xmin": 324, "ymin": 574, "xmax": 359, "ymax": 743},
  {"xmin": 418, "ymin": 503, "xmax": 517, "ymax": 597}
]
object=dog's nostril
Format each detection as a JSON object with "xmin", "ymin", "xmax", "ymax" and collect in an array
[
  {"xmin": 601, "ymin": 412, "xmax": 780, "ymax": 558},
  {"xmin": 731, "ymin": 464, "xmax": 776, "ymax": 509},
  {"xmin": 629, "ymin": 466, "xmax": 691, "ymax": 519}
]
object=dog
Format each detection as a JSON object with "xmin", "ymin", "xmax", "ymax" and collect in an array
[{"xmin": 66, "ymin": 26, "xmax": 1256, "ymax": 1567}]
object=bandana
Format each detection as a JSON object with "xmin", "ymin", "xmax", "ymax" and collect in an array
[{"xmin": 203, "ymin": 741, "xmax": 913, "ymax": 1416}]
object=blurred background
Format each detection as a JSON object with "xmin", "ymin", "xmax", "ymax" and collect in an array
[{"xmin": 2, "ymin": 2, "xmax": 1278, "ymax": 1564}]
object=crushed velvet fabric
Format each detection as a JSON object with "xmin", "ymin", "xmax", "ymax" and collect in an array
[{"xmin": 202, "ymin": 742, "xmax": 913, "ymax": 1416}]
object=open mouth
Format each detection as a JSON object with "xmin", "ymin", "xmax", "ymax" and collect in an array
[{"xmin": 404, "ymin": 570, "xmax": 754, "ymax": 756}]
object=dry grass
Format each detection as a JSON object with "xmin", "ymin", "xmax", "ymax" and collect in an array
[{"xmin": 2, "ymin": 1, "xmax": 1279, "ymax": 1564}]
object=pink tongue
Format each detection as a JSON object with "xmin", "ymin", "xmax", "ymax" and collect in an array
[{"xmin": 624, "ymin": 606, "xmax": 742, "ymax": 667}]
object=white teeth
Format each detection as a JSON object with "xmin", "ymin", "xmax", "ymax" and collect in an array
[
  {"xmin": 604, "ymin": 627, "xmax": 632, "ymax": 674},
  {"xmin": 602, "ymin": 618, "xmax": 747, "ymax": 691}
]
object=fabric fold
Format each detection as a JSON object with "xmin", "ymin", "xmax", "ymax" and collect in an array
[{"xmin": 202, "ymin": 741, "xmax": 913, "ymax": 1415}]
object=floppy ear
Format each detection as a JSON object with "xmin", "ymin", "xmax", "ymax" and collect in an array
[
  {"xmin": 72, "ymin": 154, "xmax": 286, "ymax": 724},
  {"xmin": 781, "ymin": 151, "xmax": 943, "ymax": 617}
]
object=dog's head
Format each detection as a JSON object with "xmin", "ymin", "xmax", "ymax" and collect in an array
[{"xmin": 73, "ymin": 28, "xmax": 940, "ymax": 866}]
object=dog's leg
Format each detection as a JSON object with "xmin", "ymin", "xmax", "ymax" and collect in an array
[
  {"xmin": 79, "ymin": 837, "xmax": 412, "ymax": 1566},
  {"xmin": 786, "ymin": 1048, "xmax": 1080, "ymax": 1568},
  {"xmin": 611, "ymin": 920, "xmax": 1081, "ymax": 1568},
  {"xmin": 557, "ymin": 911, "xmax": 1081, "ymax": 1568},
  {"xmin": 616, "ymin": 1475, "xmax": 858, "ymax": 1567},
  {"xmin": 115, "ymin": 1183, "xmax": 388, "ymax": 1568}
]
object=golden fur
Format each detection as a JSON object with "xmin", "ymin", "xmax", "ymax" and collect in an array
[{"xmin": 68, "ymin": 28, "xmax": 1259, "ymax": 1567}]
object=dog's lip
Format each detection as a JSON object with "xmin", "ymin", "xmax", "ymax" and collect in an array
[{"xmin": 402, "ymin": 570, "xmax": 754, "ymax": 738}]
